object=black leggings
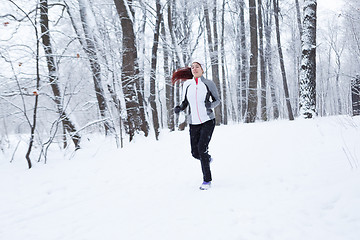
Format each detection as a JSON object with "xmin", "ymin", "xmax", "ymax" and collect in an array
[{"xmin": 189, "ymin": 119, "xmax": 216, "ymax": 182}]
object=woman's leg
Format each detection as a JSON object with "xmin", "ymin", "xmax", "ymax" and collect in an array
[
  {"xmin": 189, "ymin": 124, "xmax": 201, "ymax": 160},
  {"xmin": 198, "ymin": 119, "xmax": 216, "ymax": 182}
]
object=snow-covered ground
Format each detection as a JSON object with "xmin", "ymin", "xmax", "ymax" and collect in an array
[{"xmin": 1, "ymin": 115, "xmax": 360, "ymax": 240}]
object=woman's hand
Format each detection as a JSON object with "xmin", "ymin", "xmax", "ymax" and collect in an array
[
  {"xmin": 205, "ymin": 101, "xmax": 212, "ymax": 109},
  {"xmin": 174, "ymin": 106, "xmax": 181, "ymax": 114}
]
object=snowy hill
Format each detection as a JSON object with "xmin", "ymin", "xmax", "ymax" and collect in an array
[{"xmin": 1, "ymin": 116, "xmax": 360, "ymax": 240}]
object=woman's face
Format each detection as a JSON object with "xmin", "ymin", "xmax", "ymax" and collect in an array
[{"xmin": 191, "ymin": 62, "xmax": 203, "ymax": 79}]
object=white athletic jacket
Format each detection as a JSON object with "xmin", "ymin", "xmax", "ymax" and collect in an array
[{"xmin": 179, "ymin": 76, "xmax": 221, "ymax": 125}]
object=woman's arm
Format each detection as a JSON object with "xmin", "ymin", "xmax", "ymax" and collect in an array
[{"xmin": 203, "ymin": 78, "xmax": 221, "ymax": 109}]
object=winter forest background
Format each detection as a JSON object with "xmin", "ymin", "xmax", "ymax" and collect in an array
[{"xmin": 1, "ymin": 0, "xmax": 360, "ymax": 168}]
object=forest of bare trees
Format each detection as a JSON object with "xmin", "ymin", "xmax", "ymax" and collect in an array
[{"xmin": 1, "ymin": 0, "xmax": 359, "ymax": 167}]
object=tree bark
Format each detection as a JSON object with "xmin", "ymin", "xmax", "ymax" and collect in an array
[
  {"xmin": 161, "ymin": 18, "xmax": 175, "ymax": 131},
  {"xmin": 235, "ymin": 4, "xmax": 242, "ymax": 121},
  {"xmin": 240, "ymin": 0, "xmax": 248, "ymax": 120},
  {"xmin": 212, "ymin": 0, "xmax": 222, "ymax": 124},
  {"xmin": 273, "ymin": 0, "xmax": 295, "ymax": 120},
  {"xmin": 351, "ymin": 75, "xmax": 360, "ymax": 116},
  {"xmin": 257, "ymin": 0, "xmax": 267, "ymax": 121},
  {"xmin": 295, "ymin": 0, "xmax": 303, "ymax": 37},
  {"xmin": 299, "ymin": 0, "xmax": 317, "ymax": 118},
  {"xmin": 138, "ymin": 1, "xmax": 147, "ymax": 101},
  {"xmin": 245, "ymin": 0, "xmax": 258, "ymax": 123},
  {"xmin": 294, "ymin": 0, "xmax": 303, "ymax": 117},
  {"xmin": 204, "ymin": 1, "xmax": 221, "ymax": 125},
  {"xmin": 114, "ymin": 0, "xmax": 149, "ymax": 141},
  {"xmin": 167, "ymin": 0, "xmax": 184, "ymax": 67},
  {"xmin": 149, "ymin": 0, "xmax": 162, "ymax": 140},
  {"xmin": 220, "ymin": 0, "xmax": 228, "ymax": 124},
  {"xmin": 264, "ymin": 0, "xmax": 279, "ymax": 119}
]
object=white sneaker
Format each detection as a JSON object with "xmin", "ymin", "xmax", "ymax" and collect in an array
[{"xmin": 199, "ymin": 181, "xmax": 211, "ymax": 190}]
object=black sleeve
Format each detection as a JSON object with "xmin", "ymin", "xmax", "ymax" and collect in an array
[
  {"xmin": 179, "ymin": 97, "xmax": 188, "ymax": 110},
  {"xmin": 179, "ymin": 85, "xmax": 190, "ymax": 110}
]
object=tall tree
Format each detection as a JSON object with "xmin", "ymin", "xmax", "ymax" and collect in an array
[
  {"xmin": 212, "ymin": 0, "xmax": 222, "ymax": 124},
  {"xmin": 273, "ymin": 0, "xmax": 294, "ymax": 120},
  {"xmin": 114, "ymin": 0, "xmax": 149, "ymax": 141},
  {"xmin": 235, "ymin": 2, "xmax": 242, "ymax": 121},
  {"xmin": 149, "ymin": 0, "xmax": 162, "ymax": 140},
  {"xmin": 245, "ymin": 0, "xmax": 258, "ymax": 123},
  {"xmin": 240, "ymin": 0, "xmax": 248, "ymax": 120},
  {"xmin": 138, "ymin": 0, "xmax": 147, "ymax": 100},
  {"xmin": 161, "ymin": 19, "xmax": 175, "ymax": 131},
  {"xmin": 257, "ymin": 0, "xmax": 267, "ymax": 121},
  {"xmin": 167, "ymin": 0, "xmax": 184, "ymax": 68},
  {"xmin": 167, "ymin": 0, "xmax": 181, "ymax": 129},
  {"xmin": 204, "ymin": 1, "xmax": 221, "ymax": 124},
  {"xmin": 264, "ymin": 0, "xmax": 279, "ymax": 119},
  {"xmin": 40, "ymin": 0, "xmax": 80, "ymax": 149},
  {"xmin": 220, "ymin": 0, "xmax": 228, "ymax": 124},
  {"xmin": 293, "ymin": 0, "xmax": 303, "ymax": 117},
  {"xmin": 299, "ymin": 0, "xmax": 317, "ymax": 118},
  {"xmin": 295, "ymin": 0, "xmax": 303, "ymax": 37}
]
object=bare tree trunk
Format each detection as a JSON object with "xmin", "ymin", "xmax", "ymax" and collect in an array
[
  {"xmin": 162, "ymin": 19, "xmax": 175, "ymax": 131},
  {"xmin": 351, "ymin": 74, "xmax": 360, "ymax": 116},
  {"xmin": 335, "ymin": 52, "xmax": 343, "ymax": 114},
  {"xmin": 235, "ymin": 9, "xmax": 242, "ymax": 121},
  {"xmin": 179, "ymin": 0, "xmax": 191, "ymax": 65},
  {"xmin": 273, "ymin": 0, "xmax": 294, "ymax": 120},
  {"xmin": 149, "ymin": 0, "xmax": 162, "ymax": 140},
  {"xmin": 299, "ymin": 0, "xmax": 317, "ymax": 118},
  {"xmin": 240, "ymin": 0, "xmax": 248, "ymax": 120},
  {"xmin": 167, "ymin": 0, "xmax": 184, "ymax": 67},
  {"xmin": 40, "ymin": 0, "xmax": 80, "ymax": 149},
  {"xmin": 204, "ymin": 1, "xmax": 221, "ymax": 125},
  {"xmin": 294, "ymin": 0, "xmax": 303, "ymax": 117},
  {"xmin": 212, "ymin": 0, "xmax": 222, "ymax": 124},
  {"xmin": 295, "ymin": 0, "xmax": 303, "ymax": 37},
  {"xmin": 167, "ymin": 0, "xmax": 184, "ymax": 129},
  {"xmin": 245, "ymin": 0, "xmax": 258, "ymax": 123},
  {"xmin": 114, "ymin": 0, "xmax": 149, "ymax": 141},
  {"xmin": 138, "ymin": 1, "xmax": 147, "ymax": 100},
  {"xmin": 264, "ymin": 0, "xmax": 279, "ymax": 119},
  {"xmin": 221, "ymin": 0, "xmax": 228, "ymax": 124},
  {"xmin": 257, "ymin": 0, "xmax": 267, "ymax": 121}
]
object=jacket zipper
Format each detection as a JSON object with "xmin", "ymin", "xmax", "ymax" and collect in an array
[{"xmin": 195, "ymin": 79, "xmax": 203, "ymax": 124}]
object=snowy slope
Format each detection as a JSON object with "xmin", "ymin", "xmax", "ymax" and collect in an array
[{"xmin": 1, "ymin": 116, "xmax": 360, "ymax": 240}]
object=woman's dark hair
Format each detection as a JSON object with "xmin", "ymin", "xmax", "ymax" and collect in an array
[{"xmin": 171, "ymin": 66, "xmax": 193, "ymax": 84}]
